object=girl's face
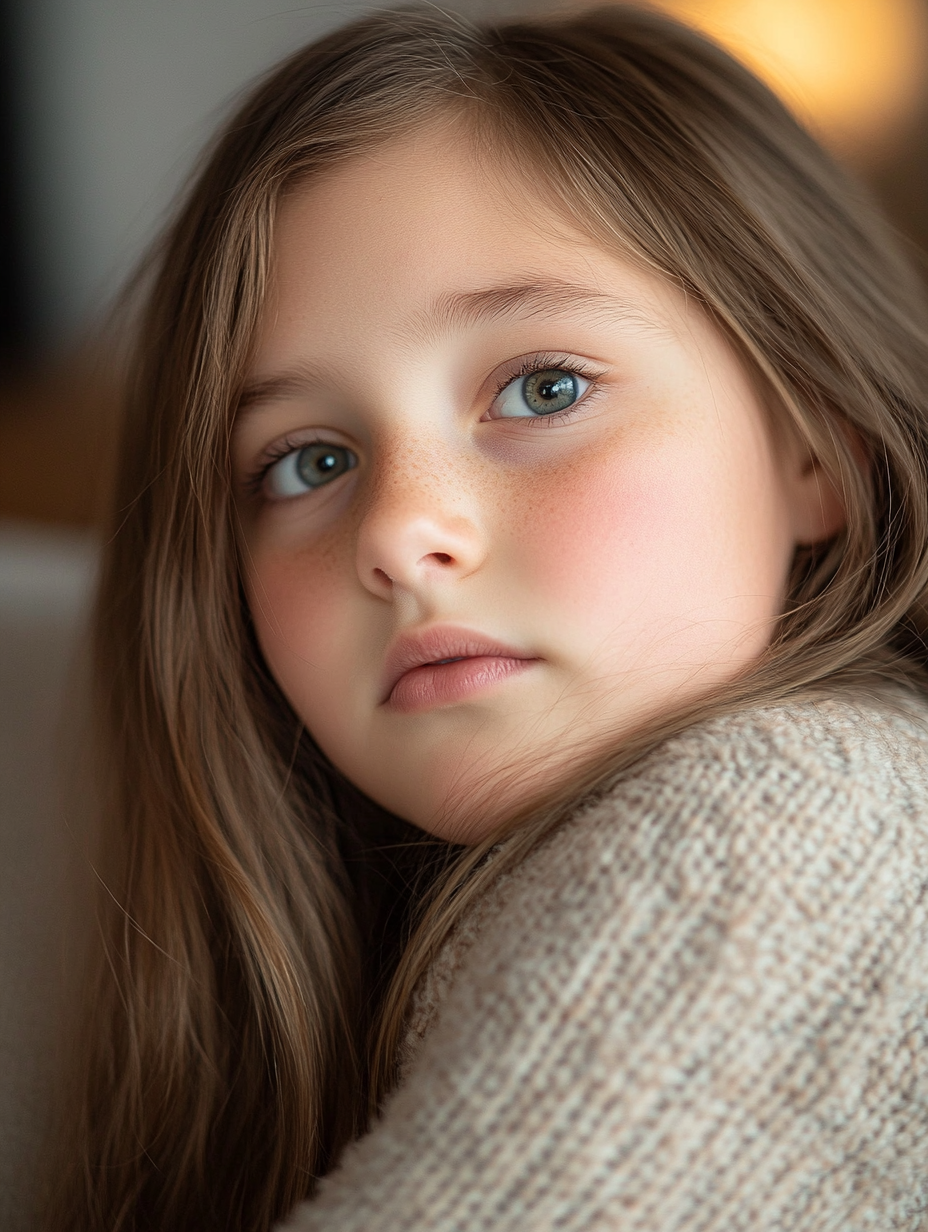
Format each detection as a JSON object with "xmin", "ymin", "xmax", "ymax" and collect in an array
[{"xmin": 234, "ymin": 125, "xmax": 842, "ymax": 841}]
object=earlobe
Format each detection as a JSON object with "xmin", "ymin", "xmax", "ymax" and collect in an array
[
  {"xmin": 781, "ymin": 410, "xmax": 870, "ymax": 548},
  {"xmin": 789, "ymin": 451, "xmax": 850, "ymax": 547}
]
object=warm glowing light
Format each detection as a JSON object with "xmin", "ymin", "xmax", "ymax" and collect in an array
[{"xmin": 655, "ymin": 0, "xmax": 927, "ymax": 151}]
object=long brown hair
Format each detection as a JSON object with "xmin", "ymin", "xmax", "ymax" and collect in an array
[{"xmin": 49, "ymin": 5, "xmax": 928, "ymax": 1229}]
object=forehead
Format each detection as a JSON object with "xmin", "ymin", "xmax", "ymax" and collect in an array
[{"xmin": 254, "ymin": 124, "xmax": 688, "ymax": 368}]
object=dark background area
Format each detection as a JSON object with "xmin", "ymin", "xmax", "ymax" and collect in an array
[{"xmin": 0, "ymin": 0, "xmax": 34, "ymax": 374}]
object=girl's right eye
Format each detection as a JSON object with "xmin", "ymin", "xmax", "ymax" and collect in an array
[{"xmin": 265, "ymin": 443, "xmax": 358, "ymax": 499}]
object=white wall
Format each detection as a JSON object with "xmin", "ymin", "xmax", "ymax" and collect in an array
[
  {"xmin": 11, "ymin": 0, "xmax": 523, "ymax": 350},
  {"xmin": 14, "ymin": 0, "xmax": 376, "ymax": 346}
]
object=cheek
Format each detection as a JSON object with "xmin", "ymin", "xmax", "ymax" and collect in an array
[
  {"xmin": 505, "ymin": 427, "xmax": 791, "ymax": 645},
  {"xmin": 245, "ymin": 535, "xmax": 358, "ymax": 717}
]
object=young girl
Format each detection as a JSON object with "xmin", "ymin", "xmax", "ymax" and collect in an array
[{"xmin": 49, "ymin": 4, "xmax": 928, "ymax": 1229}]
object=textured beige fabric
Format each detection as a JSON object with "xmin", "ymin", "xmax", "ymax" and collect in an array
[{"xmin": 287, "ymin": 692, "xmax": 928, "ymax": 1231}]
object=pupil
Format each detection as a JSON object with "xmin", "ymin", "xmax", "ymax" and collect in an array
[
  {"xmin": 539, "ymin": 377, "xmax": 564, "ymax": 400},
  {"xmin": 296, "ymin": 444, "xmax": 352, "ymax": 488},
  {"xmin": 523, "ymin": 369, "xmax": 578, "ymax": 415}
]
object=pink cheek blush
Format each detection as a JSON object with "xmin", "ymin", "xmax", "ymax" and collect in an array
[
  {"xmin": 500, "ymin": 416, "xmax": 781, "ymax": 692},
  {"xmin": 247, "ymin": 547, "xmax": 352, "ymax": 681},
  {"xmin": 505, "ymin": 442, "xmax": 703, "ymax": 617}
]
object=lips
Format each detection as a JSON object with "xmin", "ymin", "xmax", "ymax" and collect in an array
[{"xmin": 381, "ymin": 625, "xmax": 539, "ymax": 712}]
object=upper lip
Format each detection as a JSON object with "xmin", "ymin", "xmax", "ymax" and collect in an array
[{"xmin": 380, "ymin": 624, "xmax": 537, "ymax": 703}]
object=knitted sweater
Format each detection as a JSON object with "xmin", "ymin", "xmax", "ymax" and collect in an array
[{"xmin": 285, "ymin": 692, "xmax": 928, "ymax": 1231}]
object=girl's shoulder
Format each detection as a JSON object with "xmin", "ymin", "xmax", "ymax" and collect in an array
[
  {"xmin": 513, "ymin": 685, "xmax": 928, "ymax": 945},
  {"xmin": 295, "ymin": 690, "xmax": 928, "ymax": 1230},
  {"xmin": 626, "ymin": 685, "xmax": 928, "ymax": 803},
  {"xmin": 621, "ymin": 683, "xmax": 924, "ymax": 813},
  {"xmin": 404, "ymin": 686, "xmax": 928, "ymax": 1068},
  {"xmin": 520, "ymin": 683, "xmax": 928, "ymax": 878}
]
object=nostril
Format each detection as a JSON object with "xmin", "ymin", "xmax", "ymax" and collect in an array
[
  {"xmin": 432, "ymin": 553, "xmax": 453, "ymax": 565},
  {"xmin": 373, "ymin": 567, "xmax": 393, "ymax": 585}
]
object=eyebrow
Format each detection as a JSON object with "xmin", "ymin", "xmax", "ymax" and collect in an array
[
  {"xmin": 412, "ymin": 278, "xmax": 666, "ymax": 343},
  {"xmin": 237, "ymin": 366, "xmax": 333, "ymax": 414},
  {"xmin": 237, "ymin": 277, "xmax": 665, "ymax": 412}
]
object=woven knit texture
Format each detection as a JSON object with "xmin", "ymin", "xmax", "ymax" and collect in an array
[{"xmin": 286, "ymin": 693, "xmax": 928, "ymax": 1231}]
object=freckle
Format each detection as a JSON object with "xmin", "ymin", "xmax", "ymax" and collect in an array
[
  {"xmin": 516, "ymin": 447, "xmax": 604, "ymax": 524},
  {"xmin": 387, "ymin": 442, "xmax": 494, "ymax": 514},
  {"xmin": 293, "ymin": 525, "xmax": 345, "ymax": 575}
]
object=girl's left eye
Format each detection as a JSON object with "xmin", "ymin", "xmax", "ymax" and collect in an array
[{"xmin": 490, "ymin": 367, "xmax": 591, "ymax": 419}]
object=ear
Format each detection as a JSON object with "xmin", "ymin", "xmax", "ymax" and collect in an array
[{"xmin": 784, "ymin": 436, "xmax": 854, "ymax": 547}]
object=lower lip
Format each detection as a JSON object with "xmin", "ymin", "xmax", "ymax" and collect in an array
[{"xmin": 387, "ymin": 655, "xmax": 537, "ymax": 714}]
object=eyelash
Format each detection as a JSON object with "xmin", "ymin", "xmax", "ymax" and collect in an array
[
  {"xmin": 244, "ymin": 353, "xmax": 605, "ymax": 494},
  {"xmin": 489, "ymin": 352, "xmax": 604, "ymax": 426},
  {"xmin": 244, "ymin": 432, "xmax": 329, "ymax": 498}
]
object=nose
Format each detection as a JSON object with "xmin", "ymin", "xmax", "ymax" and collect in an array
[{"xmin": 356, "ymin": 453, "xmax": 486, "ymax": 600}]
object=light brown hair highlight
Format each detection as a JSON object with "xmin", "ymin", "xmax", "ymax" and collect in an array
[{"xmin": 48, "ymin": 6, "xmax": 928, "ymax": 1230}]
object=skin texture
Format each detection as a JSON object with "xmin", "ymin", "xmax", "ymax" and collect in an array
[{"xmin": 233, "ymin": 125, "xmax": 844, "ymax": 841}]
